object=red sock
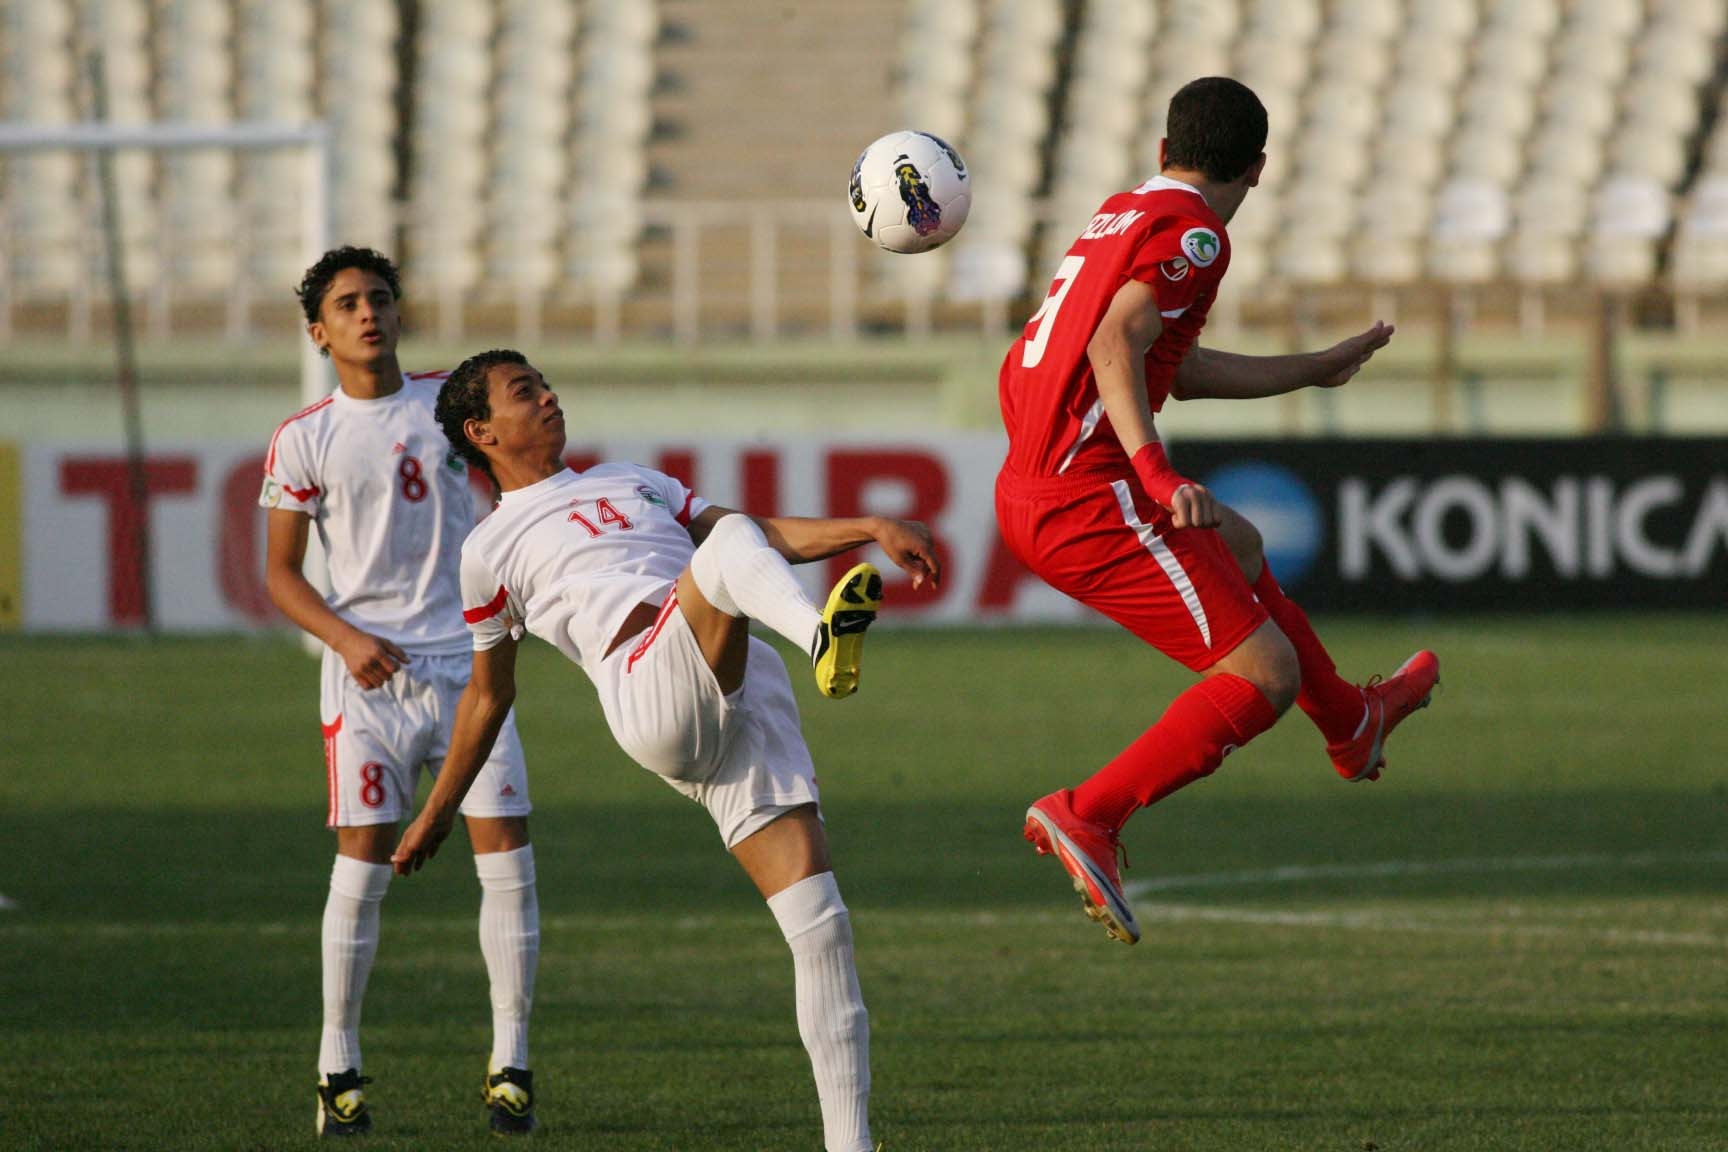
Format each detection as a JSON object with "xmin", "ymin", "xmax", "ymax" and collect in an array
[
  {"xmin": 1071, "ymin": 673, "xmax": 1279, "ymax": 831},
  {"xmin": 1252, "ymin": 562, "xmax": 1364, "ymax": 746}
]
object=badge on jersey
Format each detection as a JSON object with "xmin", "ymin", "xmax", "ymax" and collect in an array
[
  {"xmin": 1180, "ymin": 227, "xmax": 1221, "ymax": 268},
  {"xmin": 1160, "ymin": 257, "xmax": 1190, "ymax": 282},
  {"xmin": 260, "ymin": 477, "xmax": 283, "ymax": 509},
  {"xmin": 636, "ymin": 484, "xmax": 667, "ymax": 508}
]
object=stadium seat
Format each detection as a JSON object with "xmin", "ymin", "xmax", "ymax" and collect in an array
[
  {"xmin": 1408, "ymin": 0, "xmax": 1479, "ymax": 37},
  {"xmin": 1670, "ymin": 177, "xmax": 1728, "ymax": 298},
  {"xmin": 485, "ymin": 0, "xmax": 577, "ymax": 308},
  {"xmin": 1586, "ymin": 176, "xmax": 1670, "ymax": 288},
  {"xmin": 1430, "ymin": 179, "xmax": 1511, "ymax": 283},
  {"xmin": 1510, "ymin": 182, "xmax": 1587, "ymax": 285},
  {"xmin": 1458, "ymin": 81, "xmax": 1538, "ymax": 137},
  {"xmin": 1241, "ymin": 0, "xmax": 1319, "ymax": 42},
  {"xmin": 1449, "ymin": 126, "xmax": 1526, "ymax": 186},
  {"xmin": 1609, "ymin": 132, "xmax": 1690, "ymax": 190},
  {"xmin": 158, "ymin": 0, "xmax": 237, "ymax": 297},
  {"xmin": 1234, "ymin": 37, "xmax": 1310, "ymax": 97},
  {"xmin": 319, "ymin": 0, "xmax": 398, "ymax": 252},
  {"xmin": 567, "ymin": 0, "xmax": 656, "ymax": 296},
  {"xmin": 1354, "ymin": 185, "xmax": 1430, "ymax": 285},
  {"xmin": 1329, "ymin": 1, "xmax": 1400, "ymax": 40},
  {"xmin": 946, "ymin": 0, "xmax": 1062, "ymax": 302},
  {"xmin": 1470, "ymin": 33, "xmax": 1548, "ymax": 86},
  {"xmin": 2, "ymin": 0, "xmax": 81, "ymax": 297},
  {"xmin": 1382, "ymin": 84, "xmax": 1457, "ymax": 143},
  {"xmin": 1487, "ymin": 0, "xmax": 1563, "ymax": 37},
  {"xmin": 900, "ymin": 0, "xmax": 978, "ymax": 140}
]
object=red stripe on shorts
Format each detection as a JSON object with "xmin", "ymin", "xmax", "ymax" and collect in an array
[
  {"xmin": 627, "ymin": 592, "xmax": 681, "ymax": 673},
  {"xmin": 321, "ymin": 714, "xmax": 343, "ymax": 827}
]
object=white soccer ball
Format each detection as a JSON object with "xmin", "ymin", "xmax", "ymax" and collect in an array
[{"xmin": 848, "ymin": 130, "xmax": 971, "ymax": 254}]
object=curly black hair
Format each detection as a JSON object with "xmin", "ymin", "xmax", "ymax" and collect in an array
[
  {"xmin": 1164, "ymin": 77, "xmax": 1268, "ymax": 184},
  {"xmin": 294, "ymin": 245, "xmax": 402, "ymax": 325},
  {"xmin": 435, "ymin": 349, "xmax": 529, "ymax": 485}
]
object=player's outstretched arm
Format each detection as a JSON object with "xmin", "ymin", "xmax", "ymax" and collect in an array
[
  {"xmin": 1173, "ymin": 321, "xmax": 1395, "ymax": 400},
  {"xmin": 264, "ymin": 508, "xmax": 409, "ymax": 688},
  {"xmin": 392, "ymin": 637, "xmax": 519, "ymax": 876},
  {"xmin": 690, "ymin": 505, "xmax": 941, "ymax": 589}
]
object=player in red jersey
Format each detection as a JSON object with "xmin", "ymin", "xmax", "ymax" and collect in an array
[{"xmin": 997, "ymin": 77, "xmax": 1440, "ymax": 944}]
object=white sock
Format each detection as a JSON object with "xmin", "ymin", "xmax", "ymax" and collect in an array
[
  {"xmin": 689, "ymin": 513, "xmax": 823, "ymax": 654},
  {"xmin": 476, "ymin": 845, "xmax": 539, "ymax": 1070},
  {"xmin": 768, "ymin": 872, "xmax": 872, "ymax": 1152},
  {"xmin": 319, "ymin": 855, "xmax": 392, "ymax": 1075}
]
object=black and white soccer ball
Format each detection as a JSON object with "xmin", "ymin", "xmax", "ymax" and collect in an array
[{"xmin": 847, "ymin": 130, "xmax": 971, "ymax": 254}]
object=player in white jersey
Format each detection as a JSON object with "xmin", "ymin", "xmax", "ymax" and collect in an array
[
  {"xmin": 261, "ymin": 249, "xmax": 541, "ymax": 1137},
  {"xmin": 390, "ymin": 349, "xmax": 940, "ymax": 1152}
]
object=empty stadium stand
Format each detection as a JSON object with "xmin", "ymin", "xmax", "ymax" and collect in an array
[{"xmin": 2, "ymin": 0, "xmax": 1726, "ymax": 344}]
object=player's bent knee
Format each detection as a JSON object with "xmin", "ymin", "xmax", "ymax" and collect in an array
[
  {"xmin": 335, "ymin": 822, "xmax": 400, "ymax": 865},
  {"xmin": 466, "ymin": 814, "xmax": 530, "ymax": 854},
  {"xmin": 1258, "ymin": 633, "xmax": 1300, "ymax": 714},
  {"xmin": 1219, "ymin": 622, "xmax": 1299, "ymax": 714}
]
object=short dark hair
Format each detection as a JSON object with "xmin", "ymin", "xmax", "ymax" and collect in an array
[
  {"xmin": 295, "ymin": 245, "xmax": 402, "ymax": 325},
  {"xmin": 1164, "ymin": 77, "xmax": 1268, "ymax": 183},
  {"xmin": 435, "ymin": 348, "xmax": 529, "ymax": 482}
]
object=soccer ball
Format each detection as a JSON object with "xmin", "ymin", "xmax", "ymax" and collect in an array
[{"xmin": 848, "ymin": 130, "xmax": 971, "ymax": 254}]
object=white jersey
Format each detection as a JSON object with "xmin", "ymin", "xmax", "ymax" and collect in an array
[
  {"xmin": 260, "ymin": 370, "xmax": 474, "ymax": 655},
  {"xmin": 459, "ymin": 465, "xmax": 710, "ymax": 673}
]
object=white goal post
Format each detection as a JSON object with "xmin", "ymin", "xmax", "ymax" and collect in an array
[
  {"xmin": 0, "ymin": 120, "xmax": 337, "ymax": 645},
  {"xmin": 0, "ymin": 119, "xmax": 335, "ymax": 407}
]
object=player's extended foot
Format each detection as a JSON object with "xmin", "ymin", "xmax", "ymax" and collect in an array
[
  {"xmin": 1328, "ymin": 650, "xmax": 1440, "ymax": 782},
  {"xmin": 812, "ymin": 562, "xmax": 883, "ymax": 699},
  {"xmin": 315, "ymin": 1068, "xmax": 373, "ymax": 1137},
  {"xmin": 1023, "ymin": 789, "xmax": 1141, "ymax": 945},
  {"xmin": 483, "ymin": 1064, "xmax": 537, "ymax": 1136}
]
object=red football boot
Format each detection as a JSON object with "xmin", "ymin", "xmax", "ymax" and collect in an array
[
  {"xmin": 1328, "ymin": 650, "xmax": 1441, "ymax": 782},
  {"xmin": 1024, "ymin": 789, "xmax": 1140, "ymax": 944}
]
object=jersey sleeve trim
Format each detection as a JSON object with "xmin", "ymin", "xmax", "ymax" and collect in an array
[
  {"xmin": 463, "ymin": 584, "xmax": 510, "ymax": 624},
  {"xmin": 675, "ymin": 492, "xmax": 696, "ymax": 526},
  {"xmin": 265, "ymin": 395, "xmax": 334, "ymax": 476}
]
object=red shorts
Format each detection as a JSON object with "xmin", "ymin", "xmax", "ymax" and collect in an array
[{"xmin": 996, "ymin": 467, "xmax": 1267, "ymax": 672}]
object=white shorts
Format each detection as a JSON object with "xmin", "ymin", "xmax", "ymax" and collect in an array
[
  {"xmin": 320, "ymin": 648, "xmax": 531, "ymax": 828},
  {"xmin": 591, "ymin": 595, "xmax": 820, "ymax": 849}
]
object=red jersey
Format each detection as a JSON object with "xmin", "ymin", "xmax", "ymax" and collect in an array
[{"xmin": 998, "ymin": 175, "xmax": 1230, "ymax": 478}]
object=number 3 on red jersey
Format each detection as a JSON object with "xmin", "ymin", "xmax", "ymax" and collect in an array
[{"xmin": 1022, "ymin": 254, "xmax": 1085, "ymax": 369}]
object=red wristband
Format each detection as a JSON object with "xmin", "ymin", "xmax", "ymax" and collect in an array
[{"xmin": 1130, "ymin": 442, "xmax": 1192, "ymax": 508}]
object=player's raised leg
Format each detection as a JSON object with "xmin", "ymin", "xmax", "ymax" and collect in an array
[
  {"xmin": 1219, "ymin": 508, "xmax": 1439, "ymax": 780},
  {"xmin": 684, "ymin": 511, "xmax": 882, "ymax": 698},
  {"xmin": 735, "ymin": 808, "xmax": 874, "ymax": 1152}
]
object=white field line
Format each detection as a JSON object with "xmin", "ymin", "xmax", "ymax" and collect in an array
[
  {"xmin": 0, "ymin": 893, "xmax": 16, "ymax": 911},
  {"xmin": 1123, "ymin": 850, "xmax": 1728, "ymax": 897},
  {"xmin": 5, "ymin": 908, "xmax": 1725, "ymax": 949},
  {"xmin": 1134, "ymin": 903, "xmax": 1728, "ymax": 948}
]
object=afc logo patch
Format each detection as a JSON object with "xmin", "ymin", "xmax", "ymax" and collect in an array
[{"xmin": 1180, "ymin": 227, "xmax": 1220, "ymax": 267}]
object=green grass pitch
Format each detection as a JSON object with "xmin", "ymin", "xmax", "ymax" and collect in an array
[{"xmin": 3, "ymin": 618, "xmax": 1725, "ymax": 1150}]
